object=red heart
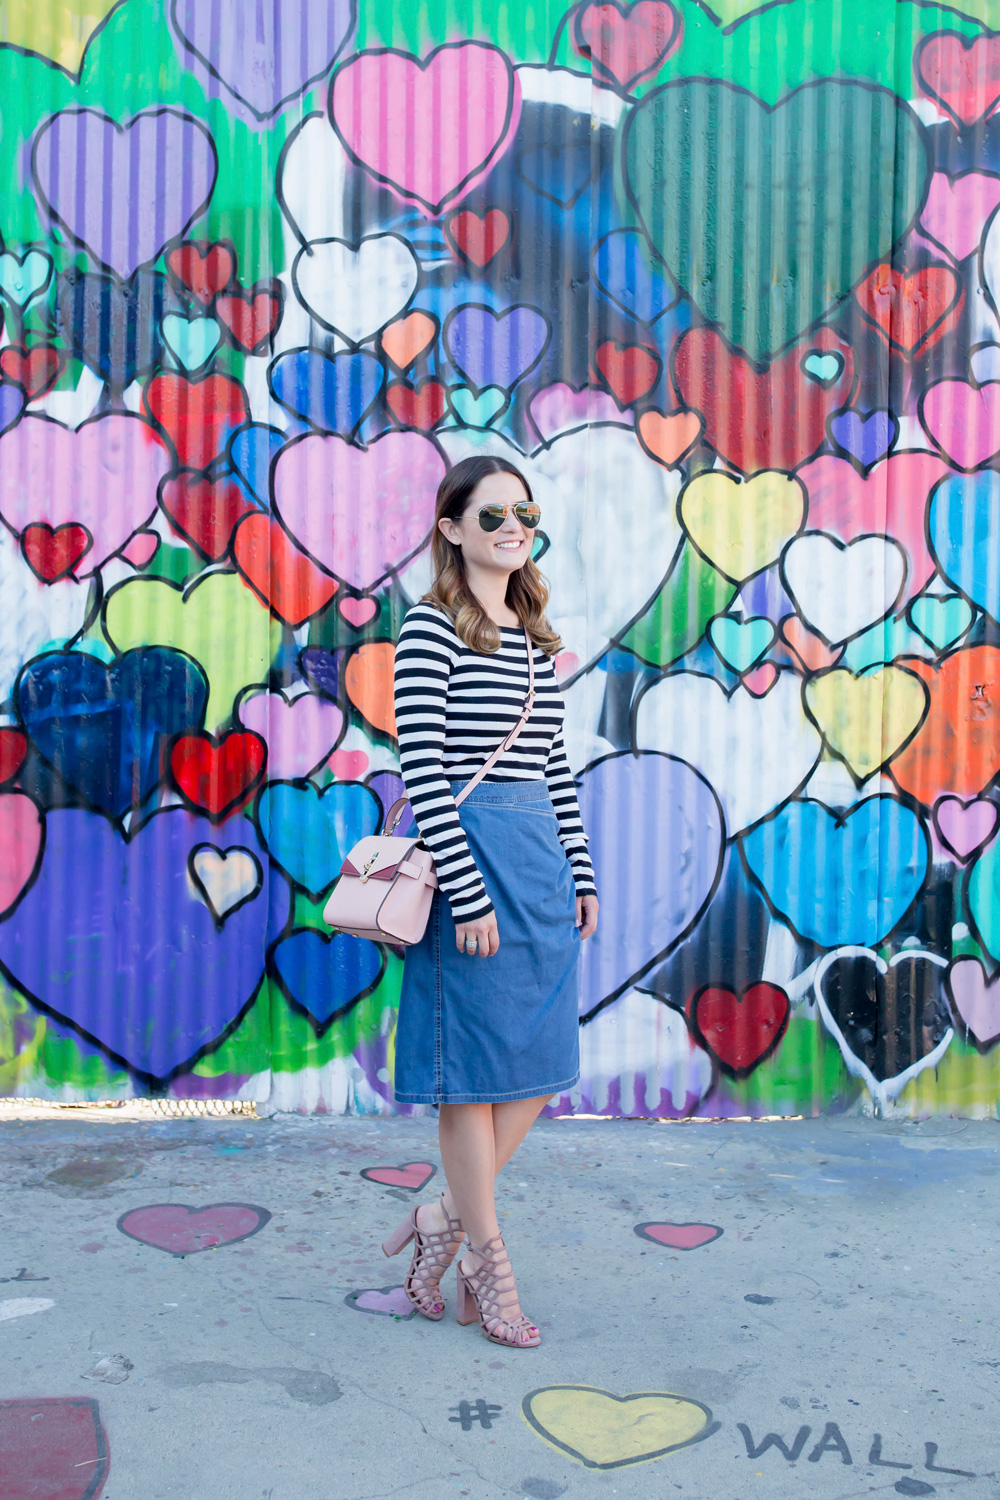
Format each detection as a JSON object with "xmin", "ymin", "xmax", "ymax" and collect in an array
[
  {"xmin": 0, "ymin": 344, "xmax": 62, "ymax": 399},
  {"xmin": 0, "ymin": 729, "xmax": 27, "ymax": 785},
  {"xmin": 690, "ymin": 982, "xmax": 791, "ymax": 1078},
  {"xmin": 360, "ymin": 1162, "xmax": 436, "ymax": 1191},
  {"xmin": 890, "ymin": 646, "xmax": 1000, "ymax": 805},
  {"xmin": 143, "ymin": 372, "xmax": 249, "ymax": 472},
  {"xmin": 672, "ymin": 326, "xmax": 854, "ymax": 473},
  {"xmin": 385, "ymin": 378, "xmax": 447, "ymax": 430},
  {"xmin": 232, "ymin": 512, "xmax": 338, "ymax": 629},
  {"xmin": 117, "ymin": 1202, "xmax": 271, "ymax": 1256},
  {"xmin": 215, "ymin": 285, "xmax": 284, "ymax": 354},
  {"xmin": 159, "ymin": 472, "xmax": 256, "ymax": 561},
  {"xmin": 0, "ymin": 1397, "xmax": 109, "ymax": 1500},
  {"xmin": 854, "ymin": 264, "xmax": 961, "ymax": 356},
  {"xmin": 21, "ymin": 522, "xmax": 92, "ymax": 582},
  {"xmin": 594, "ymin": 341, "xmax": 661, "ymax": 407},
  {"xmin": 575, "ymin": 0, "xmax": 682, "ymax": 89},
  {"xmin": 169, "ymin": 731, "xmax": 267, "ymax": 821},
  {"xmin": 916, "ymin": 30, "xmax": 1000, "ymax": 127},
  {"xmin": 634, "ymin": 1221, "xmax": 723, "ymax": 1250},
  {"xmin": 167, "ymin": 240, "xmax": 237, "ymax": 303},
  {"xmin": 445, "ymin": 209, "xmax": 511, "ymax": 267}
]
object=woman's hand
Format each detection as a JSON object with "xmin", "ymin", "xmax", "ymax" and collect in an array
[
  {"xmin": 576, "ymin": 894, "xmax": 599, "ymax": 939},
  {"xmin": 455, "ymin": 912, "xmax": 500, "ymax": 957}
]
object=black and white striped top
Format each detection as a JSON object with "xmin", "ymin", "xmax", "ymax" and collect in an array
[{"xmin": 393, "ymin": 602, "xmax": 598, "ymax": 922}]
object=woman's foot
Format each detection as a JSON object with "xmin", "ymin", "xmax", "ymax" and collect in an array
[
  {"xmin": 456, "ymin": 1233, "xmax": 540, "ymax": 1347},
  {"xmin": 382, "ymin": 1193, "xmax": 463, "ymax": 1320}
]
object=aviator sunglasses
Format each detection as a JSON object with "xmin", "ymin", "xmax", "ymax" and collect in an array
[{"xmin": 459, "ymin": 501, "xmax": 542, "ymax": 533}]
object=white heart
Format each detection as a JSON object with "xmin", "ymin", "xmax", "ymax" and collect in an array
[
  {"xmin": 970, "ymin": 343, "xmax": 1000, "ymax": 385},
  {"xmin": 781, "ymin": 532, "xmax": 906, "ymax": 646},
  {"xmin": 191, "ymin": 847, "xmax": 263, "ymax": 926},
  {"xmin": 277, "ymin": 111, "xmax": 350, "ymax": 249},
  {"xmin": 634, "ymin": 670, "xmax": 822, "ymax": 837},
  {"xmin": 292, "ymin": 234, "xmax": 419, "ymax": 345}
]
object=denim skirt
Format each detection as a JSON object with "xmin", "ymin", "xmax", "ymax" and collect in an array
[{"xmin": 393, "ymin": 778, "xmax": 581, "ymax": 1105}]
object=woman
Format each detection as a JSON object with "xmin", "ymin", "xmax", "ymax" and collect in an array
[{"xmin": 382, "ymin": 454, "xmax": 599, "ymax": 1348}]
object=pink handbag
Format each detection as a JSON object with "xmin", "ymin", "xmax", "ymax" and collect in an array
[{"xmin": 323, "ymin": 626, "xmax": 536, "ymax": 945}]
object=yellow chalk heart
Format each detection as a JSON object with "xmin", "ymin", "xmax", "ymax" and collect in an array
[
  {"xmin": 805, "ymin": 666, "xmax": 928, "ymax": 782},
  {"xmin": 679, "ymin": 470, "xmax": 805, "ymax": 584},
  {"xmin": 0, "ymin": 0, "xmax": 124, "ymax": 75},
  {"xmin": 522, "ymin": 1386, "xmax": 716, "ymax": 1470}
]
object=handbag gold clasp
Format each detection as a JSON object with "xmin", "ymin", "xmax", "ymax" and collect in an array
[{"xmin": 360, "ymin": 853, "xmax": 380, "ymax": 883}]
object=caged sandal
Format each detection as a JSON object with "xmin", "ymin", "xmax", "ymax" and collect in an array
[
  {"xmin": 381, "ymin": 1193, "xmax": 464, "ymax": 1320},
  {"xmin": 455, "ymin": 1232, "xmax": 541, "ymax": 1348}
]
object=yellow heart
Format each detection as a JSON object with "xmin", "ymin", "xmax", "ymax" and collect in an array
[
  {"xmin": 0, "ymin": 0, "xmax": 123, "ymax": 76},
  {"xmin": 805, "ymin": 666, "xmax": 929, "ymax": 782},
  {"xmin": 679, "ymin": 471, "xmax": 805, "ymax": 584},
  {"xmin": 522, "ymin": 1386, "xmax": 716, "ymax": 1470}
]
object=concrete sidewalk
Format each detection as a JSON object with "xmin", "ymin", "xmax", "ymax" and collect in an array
[{"xmin": 0, "ymin": 1108, "xmax": 997, "ymax": 1500}]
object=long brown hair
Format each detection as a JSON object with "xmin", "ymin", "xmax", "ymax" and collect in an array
[{"xmin": 421, "ymin": 455, "xmax": 563, "ymax": 656}]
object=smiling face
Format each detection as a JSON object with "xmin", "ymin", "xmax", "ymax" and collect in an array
[{"xmin": 439, "ymin": 470, "xmax": 534, "ymax": 577}]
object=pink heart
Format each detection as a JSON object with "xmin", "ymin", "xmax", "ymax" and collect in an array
[
  {"xmin": 933, "ymin": 795, "xmax": 1000, "ymax": 861},
  {"xmin": 0, "ymin": 792, "xmax": 42, "ymax": 917},
  {"xmin": 554, "ymin": 650, "xmax": 580, "ymax": 681},
  {"xmin": 634, "ymin": 1221, "xmax": 724, "ymax": 1250},
  {"xmin": 328, "ymin": 749, "xmax": 369, "ymax": 782},
  {"xmin": 237, "ymin": 689, "xmax": 343, "ymax": 782},
  {"xmin": 330, "ymin": 44, "xmax": 521, "ymax": 216},
  {"xmin": 919, "ymin": 171, "xmax": 1000, "ymax": 262},
  {"xmin": 360, "ymin": 1162, "xmax": 436, "ymax": 1191},
  {"xmin": 742, "ymin": 662, "xmax": 778, "ymax": 697},
  {"xmin": 347, "ymin": 1286, "xmax": 416, "ymax": 1319},
  {"xmin": 116, "ymin": 1202, "xmax": 271, "ymax": 1256},
  {"xmin": 946, "ymin": 958, "xmax": 1000, "ymax": 1050},
  {"xmin": 919, "ymin": 377, "xmax": 1000, "ymax": 470},
  {"xmin": 0, "ymin": 413, "xmax": 169, "ymax": 571},
  {"xmin": 273, "ymin": 431, "xmax": 446, "ymax": 592},
  {"xmin": 339, "ymin": 596, "xmax": 379, "ymax": 628},
  {"xmin": 120, "ymin": 530, "xmax": 160, "ymax": 569},
  {"xmin": 798, "ymin": 452, "xmax": 952, "ymax": 607},
  {"xmin": 528, "ymin": 383, "xmax": 631, "ymax": 446}
]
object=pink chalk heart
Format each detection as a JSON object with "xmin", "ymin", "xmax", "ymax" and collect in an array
[
  {"xmin": 798, "ymin": 452, "xmax": 952, "ymax": 607},
  {"xmin": 116, "ymin": 1202, "xmax": 271, "ymax": 1256},
  {"xmin": 919, "ymin": 376, "xmax": 1000, "ymax": 470},
  {"xmin": 328, "ymin": 749, "xmax": 369, "ymax": 781},
  {"xmin": 0, "ymin": 413, "xmax": 170, "ymax": 571},
  {"xmin": 237, "ymin": 688, "xmax": 343, "ymax": 782},
  {"xmin": 634, "ymin": 1221, "xmax": 723, "ymax": 1250},
  {"xmin": 339, "ymin": 596, "xmax": 379, "ymax": 628},
  {"xmin": 120, "ymin": 530, "xmax": 160, "ymax": 569},
  {"xmin": 946, "ymin": 958, "xmax": 1000, "ymax": 1051},
  {"xmin": 345, "ymin": 1285, "xmax": 417, "ymax": 1319},
  {"xmin": 919, "ymin": 171, "xmax": 1000, "ymax": 263},
  {"xmin": 330, "ymin": 43, "xmax": 520, "ymax": 217},
  {"xmin": 0, "ymin": 792, "xmax": 43, "ymax": 917},
  {"xmin": 273, "ymin": 431, "xmax": 446, "ymax": 592},
  {"xmin": 742, "ymin": 662, "xmax": 778, "ymax": 697},
  {"xmin": 359, "ymin": 1162, "xmax": 436, "ymax": 1191},
  {"xmin": 528, "ymin": 382, "xmax": 632, "ymax": 446},
  {"xmin": 933, "ymin": 795, "xmax": 1000, "ymax": 861}
]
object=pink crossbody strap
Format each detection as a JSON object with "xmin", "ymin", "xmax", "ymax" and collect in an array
[{"xmin": 382, "ymin": 625, "xmax": 536, "ymax": 836}]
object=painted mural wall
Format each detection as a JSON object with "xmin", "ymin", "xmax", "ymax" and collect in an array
[{"xmin": 1, "ymin": 0, "xmax": 1000, "ymax": 1118}]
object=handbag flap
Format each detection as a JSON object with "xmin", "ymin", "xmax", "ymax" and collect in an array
[{"xmin": 340, "ymin": 835, "xmax": 421, "ymax": 882}]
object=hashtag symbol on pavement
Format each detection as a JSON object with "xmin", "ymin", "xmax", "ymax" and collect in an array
[{"xmin": 448, "ymin": 1399, "xmax": 502, "ymax": 1431}]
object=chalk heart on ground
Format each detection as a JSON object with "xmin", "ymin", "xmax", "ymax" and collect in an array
[
  {"xmin": 522, "ymin": 1386, "xmax": 715, "ymax": 1470},
  {"xmin": 359, "ymin": 1163, "xmax": 436, "ymax": 1191},
  {"xmin": 292, "ymin": 235, "xmax": 419, "ymax": 344},
  {"xmin": 237, "ymin": 688, "xmax": 343, "ymax": 781},
  {"xmin": 117, "ymin": 1203, "xmax": 271, "ymax": 1256},
  {"xmin": 679, "ymin": 470, "xmax": 805, "ymax": 583},
  {"xmin": 946, "ymin": 958, "xmax": 1000, "ymax": 1050},
  {"xmin": 634, "ymin": 1222, "xmax": 723, "ymax": 1250},
  {"xmin": 804, "ymin": 666, "xmax": 929, "ymax": 782},
  {"xmin": 781, "ymin": 532, "xmax": 906, "ymax": 646},
  {"xmin": 345, "ymin": 1286, "xmax": 416, "ymax": 1319},
  {"xmin": 0, "ymin": 414, "xmax": 170, "ymax": 570}
]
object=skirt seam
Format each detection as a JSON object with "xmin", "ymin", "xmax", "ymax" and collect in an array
[{"xmin": 394, "ymin": 1070, "xmax": 580, "ymax": 1106}]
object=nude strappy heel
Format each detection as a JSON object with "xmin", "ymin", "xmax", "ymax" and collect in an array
[
  {"xmin": 455, "ymin": 1233, "xmax": 541, "ymax": 1348},
  {"xmin": 381, "ymin": 1193, "xmax": 464, "ymax": 1321}
]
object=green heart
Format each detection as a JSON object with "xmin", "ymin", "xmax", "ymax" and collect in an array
[
  {"xmin": 624, "ymin": 79, "xmax": 928, "ymax": 362},
  {"xmin": 103, "ymin": 573, "xmax": 281, "ymax": 728},
  {"xmin": 448, "ymin": 386, "xmax": 508, "ymax": 428},
  {"xmin": 699, "ymin": 0, "xmax": 794, "ymax": 25},
  {"xmin": 908, "ymin": 595, "xmax": 975, "ymax": 653},
  {"xmin": 622, "ymin": 540, "xmax": 736, "ymax": 669}
]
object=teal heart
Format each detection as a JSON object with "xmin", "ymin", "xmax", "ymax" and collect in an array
[
  {"xmin": 623, "ymin": 79, "xmax": 928, "ymax": 361},
  {"xmin": 708, "ymin": 613, "xmax": 775, "ymax": 674},
  {"xmin": 162, "ymin": 313, "xmax": 222, "ymax": 373},
  {"xmin": 908, "ymin": 594, "xmax": 975, "ymax": 653},
  {"xmin": 255, "ymin": 780, "xmax": 381, "ymax": 899},
  {"xmin": 448, "ymin": 385, "xmax": 508, "ymax": 428},
  {"xmin": 0, "ymin": 250, "xmax": 52, "ymax": 308},
  {"xmin": 968, "ymin": 838, "xmax": 1000, "ymax": 960},
  {"xmin": 841, "ymin": 614, "xmax": 931, "ymax": 673},
  {"xmin": 802, "ymin": 351, "xmax": 843, "ymax": 385}
]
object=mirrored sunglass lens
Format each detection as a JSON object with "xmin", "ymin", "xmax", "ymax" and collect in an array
[
  {"xmin": 515, "ymin": 504, "xmax": 541, "ymax": 528},
  {"xmin": 478, "ymin": 506, "xmax": 507, "ymax": 531}
]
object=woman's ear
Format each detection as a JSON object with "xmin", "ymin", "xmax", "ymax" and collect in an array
[{"xmin": 438, "ymin": 515, "xmax": 461, "ymax": 545}]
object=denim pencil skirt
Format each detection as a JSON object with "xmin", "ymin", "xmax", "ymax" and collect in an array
[{"xmin": 393, "ymin": 778, "xmax": 581, "ymax": 1105}]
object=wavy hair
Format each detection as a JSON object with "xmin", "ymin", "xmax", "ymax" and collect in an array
[{"xmin": 421, "ymin": 455, "xmax": 562, "ymax": 656}]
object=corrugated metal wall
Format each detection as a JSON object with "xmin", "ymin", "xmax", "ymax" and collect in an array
[{"xmin": 0, "ymin": 0, "xmax": 998, "ymax": 1119}]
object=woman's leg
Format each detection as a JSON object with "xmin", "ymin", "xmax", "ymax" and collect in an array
[
  {"xmin": 492, "ymin": 1094, "xmax": 554, "ymax": 1174},
  {"xmin": 419, "ymin": 1093, "xmax": 554, "ymax": 1234}
]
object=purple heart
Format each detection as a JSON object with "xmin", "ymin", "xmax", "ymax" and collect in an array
[
  {"xmin": 576, "ymin": 752, "xmax": 724, "ymax": 1022},
  {"xmin": 171, "ymin": 0, "xmax": 356, "ymax": 120},
  {"xmin": 933, "ymin": 795, "xmax": 1000, "ymax": 862},
  {"xmin": 345, "ymin": 1286, "xmax": 416, "ymax": 1319},
  {"xmin": 0, "ymin": 385, "xmax": 25, "ymax": 436},
  {"xmin": 827, "ymin": 409, "xmax": 897, "ymax": 469},
  {"xmin": 0, "ymin": 808, "xmax": 288, "ymax": 1083},
  {"xmin": 32, "ymin": 109, "xmax": 218, "ymax": 281},
  {"xmin": 444, "ymin": 304, "xmax": 551, "ymax": 393}
]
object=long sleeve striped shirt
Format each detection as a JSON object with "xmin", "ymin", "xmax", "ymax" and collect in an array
[{"xmin": 393, "ymin": 602, "xmax": 598, "ymax": 922}]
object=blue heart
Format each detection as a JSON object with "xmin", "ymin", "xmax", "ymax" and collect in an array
[
  {"xmin": 591, "ymin": 229, "xmax": 676, "ymax": 325},
  {"xmin": 907, "ymin": 594, "xmax": 975, "ymax": 652},
  {"xmin": 827, "ymin": 409, "xmax": 897, "ymax": 468},
  {"xmin": 740, "ymin": 797, "xmax": 929, "ymax": 949},
  {"xmin": 447, "ymin": 385, "xmax": 508, "ymax": 428},
  {"xmin": 841, "ymin": 615, "xmax": 931, "ymax": 672},
  {"xmin": 162, "ymin": 313, "xmax": 221, "ymax": 372},
  {"xmin": 298, "ymin": 646, "xmax": 348, "ymax": 700},
  {"xmin": 269, "ymin": 928, "xmax": 383, "ymax": 1032},
  {"xmin": 928, "ymin": 471, "xmax": 1000, "ymax": 623},
  {"xmin": 0, "ymin": 250, "xmax": 52, "ymax": 307},
  {"xmin": 707, "ymin": 615, "xmax": 776, "ymax": 674},
  {"xmin": 17, "ymin": 648, "xmax": 208, "ymax": 821},
  {"xmin": 0, "ymin": 384, "xmax": 26, "ymax": 436},
  {"xmin": 802, "ymin": 351, "xmax": 844, "ymax": 385},
  {"xmin": 256, "ymin": 780, "xmax": 381, "ymax": 897},
  {"xmin": 269, "ymin": 349, "xmax": 384, "ymax": 436},
  {"xmin": 227, "ymin": 422, "xmax": 285, "ymax": 506}
]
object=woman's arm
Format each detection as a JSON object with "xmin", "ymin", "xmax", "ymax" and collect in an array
[{"xmin": 544, "ymin": 724, "xmax": 598, "ymax": 899}]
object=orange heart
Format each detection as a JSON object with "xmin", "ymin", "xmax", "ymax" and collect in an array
[
  {"xmin": 345, "ymin": 641, "xmax": 397, "ymax": 738},
  {"xmin": 890, "ymin": 645, "xmax": 1000, "ymax": 804},
  {"xmin": 380, "ymin": 312, "xmax": 438, "ymax": 373},
  {"xmin": 779, "ymin": 616, "xmax": 843, "ymax": 674},
  {"xmin": 636, "ymin": 408, "xmax": 703, "ymax": 468}
]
